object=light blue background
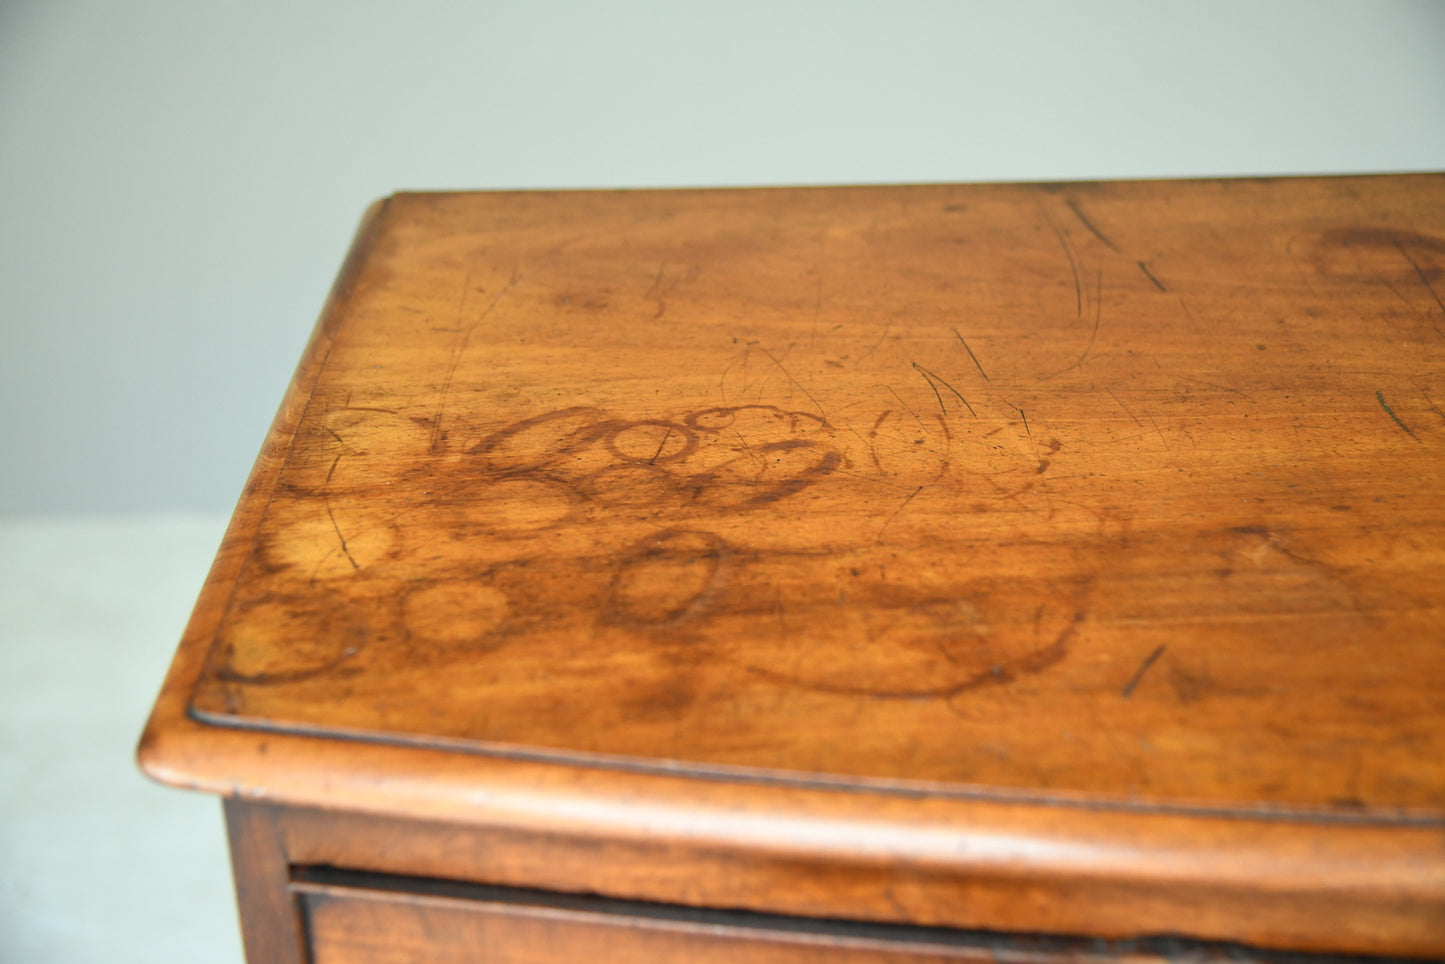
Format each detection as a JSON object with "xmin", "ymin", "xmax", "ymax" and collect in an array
[{"xmin": 3, "ymin": 0, "xmax": 1443, "ymax": 513}]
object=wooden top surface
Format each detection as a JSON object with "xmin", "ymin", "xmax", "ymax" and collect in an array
[
  {"xmin": 184, "ymin": 175, "xmax": 1445, "ymax": 817},
  {"xmin": 141, "ymin": 176, "xmax": 1445, "ymax": 953}
]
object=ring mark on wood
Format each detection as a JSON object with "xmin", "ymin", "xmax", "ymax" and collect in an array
[
  {"xmin": 687, "ymin": 440, "xmax": 840, "ymax": 508},
  {"xmin": 401, "ymin": 582, "xmax": 510, "ymax": 648},
  {"xmin": 575, "ymin": 463, "xmax": 678, "ymax": 508},
  {"xmin": 457, "ymin": 477, "xmax": 579, "ymax": 536},
  {"xmin": 605, "ymin": 529, "xmax": 731, "ymax": 628},
  {"xmin": 213, "ymin": 596, "xmax": 372, "ymax": 685},
  {"xmin": 685, "ymin": 404, "xmax": 830, "ymax": 433},
  {"xmin": 467, "ymin": 406, "xmax": 612, "ymax": 473},
  {"xmin": 606, "ymin": 419, "xmax": 697, "ymax": 464},
  {"xmin": 747, "ymin": 607, "xmax": 1086, "ymax": 701}
]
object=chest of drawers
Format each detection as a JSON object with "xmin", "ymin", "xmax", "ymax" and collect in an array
[{"xmin": 140, "ymin": 176, "xmax": 1445, "ymax": 961}]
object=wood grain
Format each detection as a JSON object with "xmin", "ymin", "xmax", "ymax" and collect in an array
[
  {"xmin": 224, "ymin": 799, "xmax": 308, "ymax": 964},
  {"xmin": 193, "ymin": 178, "xmax": 1444, "ymax": 813},
  {"xmin": 139, "ymin": 177, "xmax": 1445, "ymax": 956}
]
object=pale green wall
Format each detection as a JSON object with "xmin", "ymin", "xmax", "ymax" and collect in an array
[{"xmin": 3, "ymin": 0, "xmax": 1443, "ymax": 512}]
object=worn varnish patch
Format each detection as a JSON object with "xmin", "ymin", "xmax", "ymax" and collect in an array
[{"xmin": 191, "ymin": 178, "xmax": 1445, "ymax": 817}]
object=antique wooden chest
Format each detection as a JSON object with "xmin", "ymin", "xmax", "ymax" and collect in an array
[{"xmin": 140, "ymin": 176, "xmax": 1445, "ymax": 961}]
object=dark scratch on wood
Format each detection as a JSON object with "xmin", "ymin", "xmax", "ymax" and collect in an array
[
  {"xmin": 731, "ymin": 430, "xmax": 761, "ymax": 470},
  {"xmin": 854, "ymin": 317, "xmax": 892, "ymax": 368},
  {"xmin": 1377, "ymin": 275, "xmax": 1422, "ymax": 322},
  {"xmin": 324, "ymin": 426, "xmax": 345, "ymax": 446},
  {"xmin": 759, "ymin": 345, "xmax": 828, "ymax": 420},
  {"xmin": 749, "ymin": 340, "xmax": 789, "ymax": 400},
  {"xmin": 829, "ymin": 466, "xmax": 917, "ymax": 490},
  {"xmin": 1066, "ymin": 198, "xmax": 1121, "ymax": 253},
  {"xmin": 952, "ymin": 327, "xmax": 989, "ymax": 380},
  {"xmin": 933, "ymin": 411, "xmax": 953, "ymax": 444},
  {"xmin": 994, "ymin": 401, "xmax": 1028, "ymax": 442},
  {"xmin": 1105, "ymin": 387, "xmax": 1142, "ymax": 426},
  {"xmin": 883, "ymin": 384, "xmax": 926, "ymax": 428},
  {"xmin": 1121, "ymin": 644, "xmax": 1166, "ymax": 698},
  {"xmin": 326, "ymin": 505, "xmax": 361, "ymax": 571},
  {"xmin": 914, "ymin": 363, "xmax": 947, "ymax": 416},
  {"xmin": 1144, "ymin": 410, "xmax": 1170, "ymax": 451},
  {"xmin": 875, "ymin": 485, "xmax": 924, "ymax": 543},
  {"xmin": 1175, "ymin": 296, "xmax": 1201, "ymax": 334},
  {"xmin": 1413, "ymin": 379, "xmax": 1445, "ymax": 424},
  {"xmin": 913, "ymin": 363, "xmax": 976, "ymax": 417},
  {"xmin": 430, "ymin": 274, "xmax": 472, "ymax": 451},
  {"xmin": 646, "ymin": 262, "xmax": 675, "ymax": 320},
  {"xmin": 1039, "ymin": 205, "xmax": 1083, "ymax": 318},
  {"xmin": 718, "ymin": 344, "xmax": 754, "ymax": 405},
  {"xmin": 747, "ymin": 609, "xmax": 1085, "ymax": 700},
  {"xmin": 1137, "ymin": 261, "xmax": 1167, "ymax": 292},
  {"xmin": 1002, "ymin": 399, "xmax": 1034, "ymax": 441},
  {"xmin": 1376, "ymin": 390, "xmax": 1419, "ymax": 441},
  {"xmin": 1041, "ymin": 269, "xmax": 1104, "ymax": 381},
  {"xmin": 648, "ymin": 428, "xmax": 673, "ymax": 465},
  {"xmin": 432, "ymin": 270, "xmax": 517, "ymax": 451},
  {"xmin": 810, "ymin": 275, "xmax": 822, "ymax": 347},
  {"xmin": 1079, "ymin": 269, "xmax": 1104, "ymax": 366},
  {"xmin": 324, "ymin": 455, "xmax": 342, "ymax": 485},
  {"xmin": 1176, "ymin": 376, "xmax": 1255, "ymax": 402},
  {"xmin": 1394, "ymin": 240, "xmax": 1445, "ymax": 339}
]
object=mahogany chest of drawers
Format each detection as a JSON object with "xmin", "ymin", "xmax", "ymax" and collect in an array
[{"xmin": 141, "ymin": 176, "xmax": 1445, "ymax": 962}]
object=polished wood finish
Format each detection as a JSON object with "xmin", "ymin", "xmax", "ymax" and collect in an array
[{"xmin": 142, "ymin": 176, "xmax": 1445, "ymax": 960}]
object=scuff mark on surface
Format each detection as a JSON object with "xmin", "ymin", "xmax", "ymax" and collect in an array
[
  {"xmin": 1121, "ymin": 645, "xmax": 1167, "ymax": 698},
  {"xmin": 1066, "ymin": 197, "xmax": 1121, "ymax": 253},
  {"xmin": 1376, "ymin": 390, "xmax": 1420, "ymax": 441},
  {"xmin": 952, "ymin": 327, "xmax": 990, "ymax": 380}
]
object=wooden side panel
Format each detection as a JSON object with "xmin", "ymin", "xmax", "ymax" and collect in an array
[{"xmin": 224, "ymin": 799, "xmax": 308, "ymax": 964}]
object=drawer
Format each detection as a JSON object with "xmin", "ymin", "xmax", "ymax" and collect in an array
[{"xmin": 294, "ymin": 869, "xmax": 1148, "ymax": 964}]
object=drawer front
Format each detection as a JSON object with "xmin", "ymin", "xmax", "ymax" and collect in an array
[
  {"xmin": 295, "ymin": 873, "xmax": 1093, "ymax": 964},
  {"xmin": 301, "ymin": 891, "xmax": 1011, "ymax": 964}
]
